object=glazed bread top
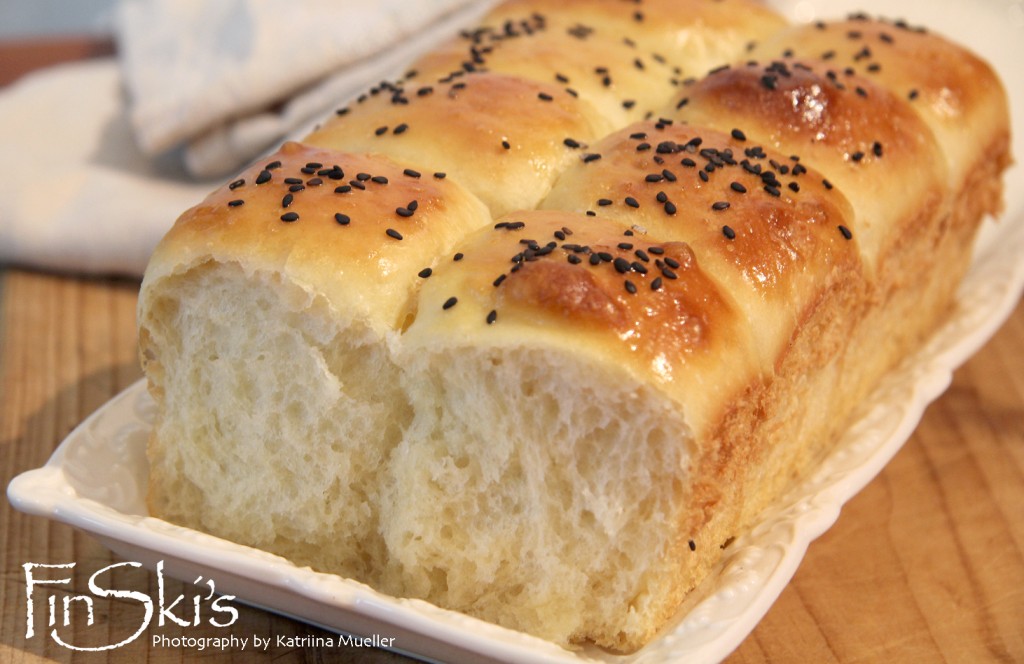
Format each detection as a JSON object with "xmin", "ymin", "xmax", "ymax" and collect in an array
[
  {"xmin": 305, "ymin": 73, "xmax": 614, "ymax": 216},
  {"xmin": 541, "ymin": 121, "xmax": 862, "ymax": 364},
  {"xmin": 749, "ymin": 16, "xmax": 1011, "ymax": 192},
  {"xmin": 143, "ymin": 142, "xmax": 490, "ymax": 335}
]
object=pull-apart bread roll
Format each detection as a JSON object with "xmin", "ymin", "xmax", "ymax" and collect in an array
[
  {"xmin": 306, "ymin": 73, "xmax": 614, "ymax": 216},
  {"xmin": 139, "ymin": 143, "xmax": 490, "ymax": 579},
  {"xmin": 138, "ymin": 3, "xmax": 1011, "ymax": 655}
]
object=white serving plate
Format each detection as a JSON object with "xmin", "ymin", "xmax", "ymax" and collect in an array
[{"xmin": 9, "ymin": 1, "xmax": 1024, "ymax": 662}]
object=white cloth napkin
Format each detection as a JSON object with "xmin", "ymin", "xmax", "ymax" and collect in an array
[
  {"xmin": 0, "ymin": 0, "xmax": 492, "ymax": 277},
  {"xmin": 117, "ymin": 0, "xmax": 491, "ymax": 178}
]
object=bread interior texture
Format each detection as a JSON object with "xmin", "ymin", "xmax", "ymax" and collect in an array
[
  {"xmin": 140, "ymin": 261, "xmax": 693, "ymax": 648},
  {"xmin": 141, "ymin": 261, "xmax": 409, "ymax": 580}
]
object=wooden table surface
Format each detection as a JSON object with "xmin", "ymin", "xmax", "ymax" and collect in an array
[{"xmin": 1, "ymin": 40, "xmax": 1022, "ymax": 664}]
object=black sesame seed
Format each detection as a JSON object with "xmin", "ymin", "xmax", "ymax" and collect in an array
[
  {"xmin": 838, "ymin": 225, "xmax": 853, "ymax": 240},
  {"xmin": 335, "ymin": 213, "xmax": 350, "ymax": 225},
  {"xmin": 265, "ymin": 160, "xmax": 282, "ymax": 170},
  {"xmin": 442, "ymin": 296, "xmax": 458, "ymax": 310},
  {"xmin": 396, "ymin": 207, "xmax": 414, "ymax": 217},
  {"xmin": 625, "ymin": 196, "xmax": 640, "ymax": 208},
  {"xmin": 289, "ymin": 184, "xmax": 305, "ymax": 193},
  {"xmin": 386, "ymin": 228, "xmax": 403, "ymax": 240},
  {"xmin": 403, "ymin": 168, "xmax": 422, "ymax": 178},
  {"xmin": 227, "ymin": 199, "xmax": 244, "ymax": 207},
  {"xmin": 285, "ymin": 177, "xmax": 303, "ymax": 185},
  {"xmin": 823, "ymin": 179, "xmax": 834, "ymax": 190},
  {"xmin": 393, "ymin": 123, "xmax": 409, "ymax": 134},
  {"xmin": 306, "ymin": 177, "xmax": 323, "ymax": 186},
  {"xmin": 493, "ymin": 274, "xmax": 507, "ymax": 287},
  {"xmin": 613, "ymin": 257, "xmax": 631, "ymax": 273},
  {"xmin": 564, "ymin": 138, "xmax": 581, "ymax": 148},
  {"xmin": 280, "ymin": 212, "xmax": 299, "ymax": 222},
  {"xmin": 597, "ymin": 198, "xmax": 613, "ymax": 206},
  {"xmin": 502, "ymin": 139, "xmax": 511, "ymax": 150},
  {"xmin": 282, "ymin": 193, "xmax": 294, "ymax": 208},
  {"xmin": 648, "ymin": 246, "xmax": 665, "ymax": 255},
  {"xmin": 624, "ymin": 280, "xmax": 637, "ymax": 294},
  {"xmin": 646, "ymin": 174, "xmax": 664, "ymax": 183},
  {"xmin": 582, "ymin": 153, "xmax": 602, "ymax": 163},
  {"xmin": 335, "ymin": 185, "xmax": 352, "ymax": 194},
  {"xmin": 453, "ymin": 252, "xmax": 464, "ymax": 261},
  {"xmin": 567, "ymin": 254, "xmax": 582, "ymax": 264},
  {"xmin": 418, "ymin": 267, "xmax": 432, "ymax": 278},
  {"xmin": 486, "ymin": 310, "xmax": 497, "ymax": 324},
  {"xmin": 356, "ymin": 173, "xmax": 371, "ymax": 181},
  {"xmin": 873, "ymin": 141, "xmax": 884, "ymax": 157},
  {"xmin": 851, "ymin": 151, "xmax": 865, "ymax": 162},
  {"xmin": 371, "ymin": 175, "xmax": 389, "ymax": 184},
  {"xmin": 722, "ymin": 225, "xmax": 736, "ymax": 240},
  {"xmin": 255, "ymin": 169, "xmax": 272, "ymax": 185},
  {"xmin": 712, "ymin": 201, "xmax": 731, "ymax": 211},
  {"xmin": 375, "ymin": 126, "xmax": 388, "ymax": 136},
  {"xmin": 662, "ymin": 267, "xmax": 678, "ymax": 280},
  {"xmin": 664, "ymin": 257, "xmax": 681, "ymax": 269},
  {"xmin": 538, "ymin": 92, "xmax": 553, "ymax": 101},
  {"xmin": 664, "ymin": 201, "xmax": 677, "ymax": 215},
  {"xmin": 434, "ymin": 172, "xmax": 447, "ymax": 179},
  {"xmin": 651, "ymin": 277, "xmax": 663, "ymax": 291},
  {"xmin": 730, "ymin": 182, "xmax": 747, "ymax": 194},
  {"xmin": 229, "ymin": 178, "xmax": 245, "ymax": 190},
  {"xmin": 699, "ymin": 170, "xmax": 709, "ymax": 183},
  {"xmin": 731, "ymin": 128, "xmax": 747, "ymax": 141}
]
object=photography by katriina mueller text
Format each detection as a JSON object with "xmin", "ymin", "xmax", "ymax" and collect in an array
[{"xmin": 22, "ymin": 560, "xmax": 396, "ymax": 654}]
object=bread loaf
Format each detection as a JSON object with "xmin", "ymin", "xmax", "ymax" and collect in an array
[{"xmin": 137, "ymin": 1, "xmax": 1011, "ymax": 652}]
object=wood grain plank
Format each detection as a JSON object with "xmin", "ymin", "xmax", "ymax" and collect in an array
[{"xmin": 730, "ymin": 296, "xmax": 1024, "ymax": 663}]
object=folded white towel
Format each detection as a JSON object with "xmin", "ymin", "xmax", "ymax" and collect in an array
[
  {"xmin": 117, "ymin": 0, "xmax": 490, "ymax": 177},
  {"xmin": 0, "ymin": 60, "xmax": 214, "ymax": 276},
  {"xmin": 0, "ymin": 1, "xmax": 493, "ymax": 276}
]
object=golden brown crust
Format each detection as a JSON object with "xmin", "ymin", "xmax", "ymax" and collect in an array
[
  {"xmin": 669, "ymin": 57, "xmax": 948, "ymax": 276},
  {"xmin": 145, "ymin": 142, "xmax": 491, "ymax": 333},
  {"xmin": 407, "ymin": 209, "xmax": 763, "ymax": 440},
  {"xmin": 411, "ymin": 21, "xmax": 681, "ymax": 127},
  {"xmin": 749, "ymin": 16, "xmax": 1012, "ymax": 190},
  {"xmin": 481, "ymin": 0, "xmax": 788, "ymax": 74},
  {"xmin": 543, "ymin": 120, "xmax": 863, "ymax": 363},
  {"xmin": 305, "ymin": 72, "xmax": 613, "ymax": 216}
]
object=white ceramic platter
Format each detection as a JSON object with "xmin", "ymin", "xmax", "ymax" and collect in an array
[{"xmin": 9, "ymin": 1, "xmax": 1024, "ymax": 662}]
